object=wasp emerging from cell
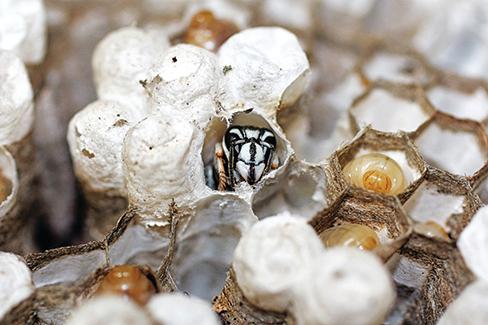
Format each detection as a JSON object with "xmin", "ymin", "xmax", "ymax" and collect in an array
[{"xmin": 214, "ymin": 125, "xmax": 279, "ymax": 191}]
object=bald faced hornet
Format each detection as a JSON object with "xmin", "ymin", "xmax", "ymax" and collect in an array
[{"xmin": 214, "ymin": 126, "xmax": 279, "ymax": 191}]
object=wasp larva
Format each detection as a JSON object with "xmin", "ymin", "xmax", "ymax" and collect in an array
[
  {"xmin": 342, "ymin": 152, "xmax": 405, "ymax": 195},
  {"xmin": 184, "ymin": 10, "xmax": 239, "ymax": 52},
  {"xmin": 319, "ymin": 223, "xmax": 380, "ymax": 251},
  {"xmin": 95, "ymin": 265, "xmax": 156, "ymax": 305},
  {"xmin": 414, "ymin": 221, "xmax": 450, "ymax": 241},
  {"xmin": 0, "ymin": 169, "xmax": 12, "ymax": 203}
]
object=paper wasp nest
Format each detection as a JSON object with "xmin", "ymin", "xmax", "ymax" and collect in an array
[{"xmin": 1, "ymin": 0, "xmax": 488, "ymax": 324}]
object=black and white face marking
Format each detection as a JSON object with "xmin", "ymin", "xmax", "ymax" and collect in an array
[{"xmin": 223, "ymin": 126, "xmax": 276, "ymax": 186}]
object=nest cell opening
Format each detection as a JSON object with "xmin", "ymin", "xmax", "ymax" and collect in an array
[
  {"xmin": 404, "ymin": 183, "xmax": 464, "ymax": 229},
  {"xmin": 175, "ymin": 226, "xmax": 241, "ymax": 300},
  {"xmin": 427, "ymin": 86, "xmax": 488, "ymax": 123},
  {"xmin": 173, "ymin": 195, "xmax": 255, "ymax": 300},
  {"xmin": 351, "ymin": 88, "xmax": 431, "ymax": 133},
  {"xmin": 362, "ymin": 52, "xmax": 429, "ymax": 84},
  {"xmin": 414, "ymin": 119, "xmax": 488, "ymax": 176},
  {"xmin": 201, "ymin": 112, "xmax": 288, "ymax": 191}
]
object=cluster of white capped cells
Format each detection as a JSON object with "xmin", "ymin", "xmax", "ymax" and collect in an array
[
  {"xmin": 67, "ymin": 24, "xmax": 310, "ymax": 220},
  {"xmin": 233, "ymin": 213, "xmax": 396, "ymax": 325}
]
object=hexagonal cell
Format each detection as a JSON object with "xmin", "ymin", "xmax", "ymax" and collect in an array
[
  {"xmin": 360, "ymin": 51, "xmax": 432, "ymax": 85},
  {"xmin": 174, "ymin": 194, "xmax": 256, "ymax": 300},
  {"xmin": 28, "ymin": 196, "xmax": 257, "ymax": 323},
  {"xmin": 404, "ymin": 168, "xmax": 482, "ymax": 241},
  {"xmin": 386, "ymin": 235, "xmax": 474, "ymax": 324},
  {"xmin": 350, "ymin": 84, "xmax": 434, "ymax": 134},
  {"xmin": 412, "ymin": 0, "xmax": 488, "ymax": 80},
  {"xmin": 252, "ymin": 160, "xmax": 328, "ymax": 221},
  {"xmin": 326, "ymin": 127, "xmax": 426, "ymax": 203},
  {"xmin": 427, "ymin": 84, "xmax": 488, "ymax": 123},
  {"xmin": 309, "ymin": 39, "xmax": 359, "ymax": 90},
  {"xmin": 281, "ymin": 42, "xmax": 363, "ymax": 165},
  {"xmin": 27, "ymin": 209, "xmax": 174, "ymax": 323},
  {"xmin": 281, "ymin": 72, "xmax": 362, "ymax": 163},
  {"xmin": 414, "ymin": 113, "xmax": 488, "ymax": 177},
  {"xmin": 29, "ymin": 210, "xmax": 172, "ymax": 289},
  {"xmin": 310, "ymin": 187, "xmax": 411, "ymax": 261}
]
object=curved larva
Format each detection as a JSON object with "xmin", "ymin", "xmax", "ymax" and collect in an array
[
  {"xmin": 319, "ymin": 223, "xmax": 380, "ymax": 251},
  {"xmin": 342, "ymin": 152, "xmax": 406, "ymax": 195}
]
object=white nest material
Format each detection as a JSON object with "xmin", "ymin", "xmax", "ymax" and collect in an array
[
  {"xmin": 67, "ymin": 100, "xmax": 147, "ymax": 195},
  {"xmin": 147, "ymin": 292, "xmax": 220, "ymax": 325},
  {"xmin": 458, "ymin": 205, "xmax": 488, "ymax": 283},
  {"xmin": 292, "ymin": 247, "xmax": 395, "ymax": 325},
  {"xmin": 65, "ymin": 296, "xmax": 152, "ymax": 325},
  {"xmin": 219, "ymin": 27, "xmax": 310, "ymax": 118},
  {"xmin": 233, "ymin": 213, "xmax": 324, "ymax": 312},
  {"xmin": 0, "ymin": 252, "xmax": 34, "ymax": 319},
  {"xmin": 437, "ymin": 280, "xmax": 488, "ymax": 325},
  {"xmin": 92, "ymin": 27, "xmax": 170, "ymax": 109},
  {"xmin": 123, "ymin": 112, "xmax": 207, "ymax": 218},
  {"xmin": 0, "ymin": 0, "xmax": 46, "ymax": 64},
  {"xmin": 146, "ymin": 44, "xmax": 220, "ymax": 125},
  {"xmin": 0, "ymin": 50, "xmax": 33, "ymax": 145}
]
